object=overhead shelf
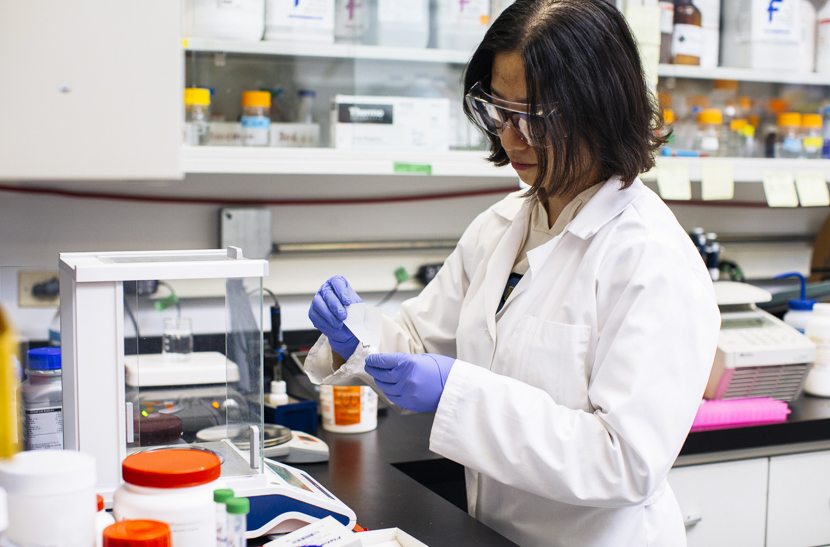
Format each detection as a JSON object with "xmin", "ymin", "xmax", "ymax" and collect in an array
[
  {"xmin": 657, "ymin": 64, "xmax": 830, "ymax": 86},
  {"xmin": 642, "ymin": 157, "xmax": 830, "ymax": 182},
  {"xmin": 181, "ymin": 146, "xmax": 518, "ymax": 177},
  {"xmin": 184, "ymin": 38, "xmax": 472, "ymax": 64}
]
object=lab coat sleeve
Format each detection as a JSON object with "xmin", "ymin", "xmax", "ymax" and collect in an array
[{"xmin": 429, "ymin": 227, "xmax": 721, "ymax": 507}]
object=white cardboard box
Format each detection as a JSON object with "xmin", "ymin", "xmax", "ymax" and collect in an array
[
  {"xmin": 720, "ymin": 0, "xmax": 801, "ymax": 70},
  {"xmin": 330, "ymin": 95, "xmax": 450, "ymax": 151}
]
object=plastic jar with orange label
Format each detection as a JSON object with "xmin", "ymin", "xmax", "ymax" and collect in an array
[
  {"xmin": 112, "ymin": 449, "xmax": 221, "ymax": 547},
  {"xmin": 320, "ymin": 385, "xmax": 378, "ymax": 433}
]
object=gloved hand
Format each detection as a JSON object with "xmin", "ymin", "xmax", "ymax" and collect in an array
[
  {"xmin": 365, "ymin": 353, "xmax": 455, "ymax": 413},
  {"xmin": 308, "ymin": 276, "xmax": 363, "ymax": 360}
]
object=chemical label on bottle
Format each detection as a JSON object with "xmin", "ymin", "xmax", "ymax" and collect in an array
[
  {"xmin": 442, "ymin": 0, "xmax": 490, "ymax": 26},
  {"xmin": 241, "ymin": 116, "xmax": 271, "ymax": 146},
  {"xmin": 672, "ymin": 24, "xmax": 704, "ymax": 57},
  {"xmin": 804, "ymin": 136, "xmax": 823, "ymax": 151},
  {"xmin": 658, "ymin": 1, "xmax": 674, "ymax": 33},
  {"xmin": 378, "ymin": 0, "xmax": 425, "ymax": 24},
  {"xmin": 700, "ymin": 135, "xmax": 720, "ymax": 151},
  {"xmin": 751, "ymin": 0, "xmax": 799, "ymax": 43},
  {"xmin": 783, "ymin": 136, "xmax": 802, "ymax": 153},
  {"xmin": 332, "ymin": 386, "xmax": 362, "ymax": 425},
  {"xmin": 24, "ymin": 407, "xmax": 63, "ymax": 450},
  {"xmin": 266, "ymin": 0, "xmax": 335, "ymax": 31}
]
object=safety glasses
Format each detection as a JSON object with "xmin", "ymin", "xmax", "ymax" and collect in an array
[{"xmin": 464, "ymin": 80, "xmax": 556, "ymax": 147}]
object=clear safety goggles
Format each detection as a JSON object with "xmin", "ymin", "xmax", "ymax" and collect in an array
[{"xmin": 464, "ymin": 80, "xmax": 556, "ymax": 147}]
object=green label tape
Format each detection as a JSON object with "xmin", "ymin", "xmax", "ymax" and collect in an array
[{"xmin": 393, "ymin": 162, "xmax": 432, "ymax": 175}]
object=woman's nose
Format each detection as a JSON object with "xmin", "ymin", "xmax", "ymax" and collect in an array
[{"xmin": 499, "ymin": 124, "xmax": 529, "ymax": 152}]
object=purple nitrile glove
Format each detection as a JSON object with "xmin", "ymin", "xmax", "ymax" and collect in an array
[
  {"xmin": 365, "ymin": 353, "xmax": 455, "ymax": 413},
  {"xmin": 308, "ymin": 275, "xmax": 364, "ymax": 360}
]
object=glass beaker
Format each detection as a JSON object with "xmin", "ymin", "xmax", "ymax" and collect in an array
[{"xmin": 162, "ymin": 318, "xmax": 193, "ymax": 361}]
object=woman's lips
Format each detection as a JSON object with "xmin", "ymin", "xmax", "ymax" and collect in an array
[{"xmin": 511, "ymin": 161, "xmax": 536, "ymax": 171}]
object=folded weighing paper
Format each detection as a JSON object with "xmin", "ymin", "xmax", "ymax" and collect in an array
[{"xmin": 302, "ymin": 302, "xmax": 406, "ymax": 412}]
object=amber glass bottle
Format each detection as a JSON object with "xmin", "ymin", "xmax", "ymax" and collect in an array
[{"xmin": 671, "ymin": 0, "xmax": 703, "ymax": 65}]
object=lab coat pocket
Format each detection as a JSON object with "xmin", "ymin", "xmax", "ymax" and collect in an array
[{"xmin": 510, "ymin": 316, "xmax": 591, "ymax": 409}]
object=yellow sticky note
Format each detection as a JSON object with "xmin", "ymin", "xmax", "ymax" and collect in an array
[
  {"xmin": 762, "ymin": 171, "xmax": 799, "ymax": 207},
  {"xmin": 795, "ymin": 170, "xmax": 830, "ymax": 207},
  {"xmin": 625, "ymin": 6, "xmax": 661, "ymax": 46},
  {"xmin": 656, "ymin": 162, "xmax": 692, "ymax": 201},
  {"xmin": 701, "ymin": 161, "xmax": 734, "ymax": 201}
]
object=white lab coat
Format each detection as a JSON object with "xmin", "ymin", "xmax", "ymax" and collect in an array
[{"xmin": 375, "ymin": 177, "xmax": 721, "ymax": 546}]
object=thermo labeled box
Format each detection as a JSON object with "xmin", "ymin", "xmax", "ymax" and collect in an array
[{"xmin": 330, "ymin": 95, "xmax": 450, "ymax": 151}]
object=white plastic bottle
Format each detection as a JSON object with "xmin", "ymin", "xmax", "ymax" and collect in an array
[
  {"xmin": 183, "ymin": 0, "xmax": 265, "ymax": 41},
  {"xmin": 817, "ymin": 0, "xmax": 830, "ymax": 73},
  {"xmin": 320, "ymin": 385, "xmax": 378, "ymax": 433},
  {"xmin": 376, "ymin": 0, "xmax": 430, "ymax": 48},
  {"xmin": 776, "ymin": 272, "xmax": 816, "ymax": 333},
  {"xmin": 334, "ymin": 0, "xmax": 371, "ymax": 43},
  {"xmin": 804, "ymin": 303, "xmax": 830, "ymax": 396},
  {"xmin": 95, "ymin": 495, "xmax": 116, "ymax": 547},
  {"xmin": 800, "ymin": 0, "xmax": 817, "ymax": 72},
  {"xmin": 435, "ymin": 0, "xmax": 490, "ymax": 53}
]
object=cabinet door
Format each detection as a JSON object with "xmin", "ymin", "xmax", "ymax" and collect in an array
[
  {"xmin": 668, "ymin": 458, "xmax": 768, "ymax": 547},
  {"xmin": 0, "ymin": 0, "xmax": 182, "ymax": 180},
  {"xmin": 767, "ymin": 450, "xmax": 830, "ymax": 547}
]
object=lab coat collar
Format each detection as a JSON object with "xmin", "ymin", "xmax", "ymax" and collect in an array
[
  {"xmin": 490, "ymin": 190, "xmax": 528, "ymax": 221},
  {"xmin": 564, "ymin": 176, "xmax": 645, "ymax": 240}
]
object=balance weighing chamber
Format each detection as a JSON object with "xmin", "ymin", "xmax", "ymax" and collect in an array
[{"xmin": 59, "ymin": 248, "xmax": 355, "ymax": 538}]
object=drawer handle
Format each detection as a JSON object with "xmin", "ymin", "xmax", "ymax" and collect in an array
[{"xmin": 684, "ymin": 513, "xmax": 703, "ymax": 528}]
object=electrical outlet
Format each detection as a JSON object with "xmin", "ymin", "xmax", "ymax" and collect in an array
[{"xmin": 18, "ymin": 270, "xmax": 60, "ymax": 308}]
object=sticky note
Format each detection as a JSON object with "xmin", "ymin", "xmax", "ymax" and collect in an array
[
  {"xmin": 701, "ymin": 161, "xmax": 734, "ymax": 201},
  {"xmin": 656, "ymin": 162, "xmax": 692, "ymax": 201},
  {"xmin": 762, "ymin": 172, "xmax": 799, "ymax": 207},
  {"xmin": 795, "ymin": 170, "xmax": 830, "ymax": 207},
  {"xmin": 625, "ymin": 6, "xmax": 661, "ymax": 46}
]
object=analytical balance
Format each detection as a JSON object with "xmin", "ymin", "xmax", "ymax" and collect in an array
[
  {"xmin": 59, "ymin": 248, "xmax": 355, "ymax": 538},
  {"xmin": 706, "ymin": 281, "xmax": 816, "ymax": 401}
]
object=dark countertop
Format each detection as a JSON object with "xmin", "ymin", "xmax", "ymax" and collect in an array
[
  {"xmin": 291, "ymin": 393, "xmax": 830, "ymax": 545},
  {"xmin": 294, "ymin": 410, "xmax": 517, "ymax": 547}
]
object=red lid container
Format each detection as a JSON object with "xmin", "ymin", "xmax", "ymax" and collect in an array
[
  {"xmin": 103, "ymin": 520, "xmax": 171, "ymax": 547},
  {"xmin": 122, "ymin": 449, "xmax": 220, "ymax": 489},
  {"xmin": 97, "ymin": 494, "xmax": 105, "ymax": 512}
]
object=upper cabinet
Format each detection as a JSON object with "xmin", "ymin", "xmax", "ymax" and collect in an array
[{"xmin": 0, "ymin": 0, "xmax": 183, "ymax": 181}]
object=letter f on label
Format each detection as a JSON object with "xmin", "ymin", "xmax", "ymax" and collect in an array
[{"xmin": 768, "ymin": 0, "xmax": 781, "ymax": 22}]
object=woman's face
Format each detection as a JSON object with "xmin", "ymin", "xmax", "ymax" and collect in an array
[{"xmin": 490, "ymin": 51, "xmax": 539, "ymax": 184}]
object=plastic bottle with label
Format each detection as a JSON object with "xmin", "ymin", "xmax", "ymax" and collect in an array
[
  {"xmin": 725, "ymin": 118, "xmax": 746, "ymax": 156},
  {"xmin": 334, "ymin": 0, "xmax": 372, "ymax": 43},
  {"xmin": 241, "ymin": 91, "xmax": 271, "ymax": 147},
  {"xmin": 376, "ymin": 0, "xmax": 430, "ymax": 48},
  {"xmin": 774, "ymin": 112, "xmax": 803, "ymax": 158},
  {"xmin": 671, "ymin": 0, "xmax": 703, "ymax": 65},
  {"xmin": 802, "ymin": 113, "xmax": 823, "ymax": 158},
  {"xmin": 658, "ymin": 0, "xmax": 675, "ymax": 63},
  {"xmin": 183, "ymin": 0, "xmax": 265, "ymax": 41},
  {"xmin": 804, "ymin": 303, "xmax": 830, "ymax": 397},
  {"xmin": 435, "ymin": 0, "xmax": 490, "ymax": 53},
  {"xmin": 296, "ymin": 89, "xmax": 316, "ymax": 124},
  {"xmin": 740, "ymin": 123, "xmax": 756, "ymax": 157},
  {"xmin": 320, "ymin": 385, "xmax": 378, "ymax": 433},
  {"xmin": 20, "ymin": 347, "xmax": 63, "ymax": 451},
  {"xmin": 225, "ymin": 498, "xmax": 249, "ymax": 547},
  {"xmin": 184, "ymin": 88, "xmax": 211, "ymax": 146},
  {"xmin": 693, "ymin": 109, "xmax": 723, "ymax": 156},
  {"xmin": 817, "ymin": 0, "xmax": 830, "ymax": 73},
  {"xmin": 265, "ymin": 0, "xmax": 335, "ymax": 43},
  {"xmin": 694, "ymin": 0, "xmax": 720, "ymax": 68}
]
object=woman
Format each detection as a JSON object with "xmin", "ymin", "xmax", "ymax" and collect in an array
[{"xmin": 308, "ymin": 1, "xmax": 720, "ymax": 545}]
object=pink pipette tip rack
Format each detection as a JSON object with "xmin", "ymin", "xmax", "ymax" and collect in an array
[{"xmin": 691, "ymin": 398, "xmax": 791, "ymax": 432}]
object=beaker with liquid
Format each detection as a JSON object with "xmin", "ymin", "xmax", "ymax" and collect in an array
[{"xmin": 163, "ymin": 318, "xmax": 193, "ymax": 361}]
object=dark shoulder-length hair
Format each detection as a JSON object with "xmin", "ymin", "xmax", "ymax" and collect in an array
[{"xmin": 464, "ymin": 0, "xmax": 666, "ymax": 199}]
